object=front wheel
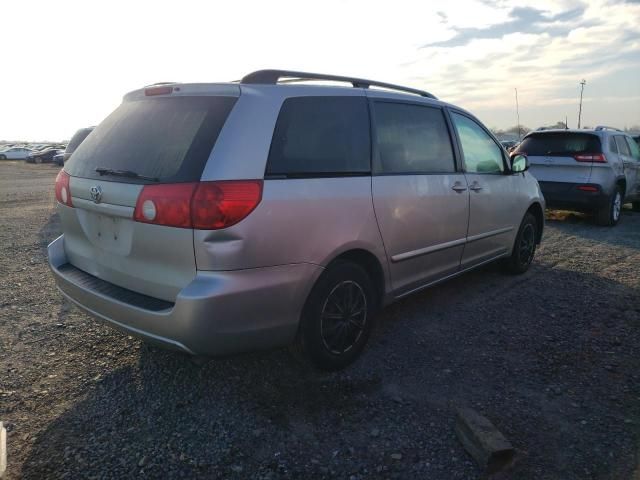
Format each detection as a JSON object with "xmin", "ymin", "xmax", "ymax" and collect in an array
[
  {"xmin": 296, "ymin": 261, "xmax": 376, "ymax": 371},
  {"xmin": 34, "ymin": 157, "xmax": 42, "ymax": 164},
  {"xmin": 0, "ymin": 154, "xmax": 6, "ymax": 160},
  {"xmin": 595, "ymin": 187, "xmax": 622, "ymax": 226},
  {"xmin": 504, "ymin": 212, "xmax": 537, "ymax": 274}
]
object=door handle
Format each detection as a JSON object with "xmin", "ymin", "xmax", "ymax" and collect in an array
[
  {"xmin": 451, "ymin": 183, "xmax": 467, "ymax": 193},
  {"xmin": 469, "ymin": 182, "xmax": 483, "ymax": 192}
]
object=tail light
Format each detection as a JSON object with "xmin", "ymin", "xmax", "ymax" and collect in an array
[
  {"xmin": 577, "ymin": 185, "xmax": 599, "ymax": 192},
  {"xmin": 574, "ymin": 153, "xmax": 607, "ymax": 163},
  {"xmin": 134, "ymin": 180, "xmax": 263, "ymax": 230},
  {"xmin": 55, "ymin": 170, "xmax": 73, "ymax": 207},
  {"xmin": 191, "ymin": 181, "xmax": 263, "ymax": 229},
  {"xmin": 134, "ymin": 183, "xmax": 196, "ymax": 228}
]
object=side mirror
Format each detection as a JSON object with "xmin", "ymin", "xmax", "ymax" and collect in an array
[{"xmin": 510, "ymin": 153, "xmax": 529, "ymax": 173}]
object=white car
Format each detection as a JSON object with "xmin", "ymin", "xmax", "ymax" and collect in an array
[{"xmin": 0, "ymin": 147, "xmax": 34, "ymax": 160}]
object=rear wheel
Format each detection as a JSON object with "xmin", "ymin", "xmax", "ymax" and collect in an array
[
  {"xmin": 595, "ymin": 187, "xmax": 622, "ymax": 226},
  {"xmin": 0, "ymin": 154, "xmax": 6, "ymax": 160},
  {"xmin": 504, "ymin": 212, "xmax": 537, "ymax": 274},
  {"xmin": 34, "ymin": 157, "xmax": 42, "ymax": 164},
  {"xmin": 296, "ymin": 261, "xmax": 376, "ymax": 371}
]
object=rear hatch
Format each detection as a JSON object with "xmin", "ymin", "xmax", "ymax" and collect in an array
[
  {"xmin": 60, "ymin": 88, "xmax": 238, "ymax": 301},
  {"xmin": 517, "ymin": 131, "xmax": 602, "ymax": 192}
]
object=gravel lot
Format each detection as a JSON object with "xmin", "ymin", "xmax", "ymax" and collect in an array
[{"xmin": 1, "ymin": 160, "xmax": 639, "ymax": 479}]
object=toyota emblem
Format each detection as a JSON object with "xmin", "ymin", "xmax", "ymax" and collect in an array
[{"xmin": 90, "ymin": 185, "xmax": 103, "ymax": 204}]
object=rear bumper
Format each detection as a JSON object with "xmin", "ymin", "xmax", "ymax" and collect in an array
[
  {"xmin": 48, "ymin": 235, "xmax": 322, "ymax": 356},
  {"xmin": 539, "ymin": 181, "xmax": 608, "ymax": 210}
]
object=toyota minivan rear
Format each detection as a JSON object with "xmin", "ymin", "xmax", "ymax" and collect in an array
[
  {"xmin": 49, "ymin": 84, "xmax": 306, "ymax": 355},
  {"xmin": 57, "ymin": 85, "xmax": 239, "ymax": 301}
]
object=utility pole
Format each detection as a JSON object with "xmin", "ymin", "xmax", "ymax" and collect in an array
[
  {"xmin": 515, "ymin": 88, "xmax": 521, "ymax": 141},
  {"xmin": 577, "ymin": 79, "xmax": 586, "ymax": 129}
]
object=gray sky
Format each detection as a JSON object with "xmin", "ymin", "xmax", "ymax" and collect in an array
[{"xmin": 2, "ymin": 0, "xmax": 639, "ymax": 140}]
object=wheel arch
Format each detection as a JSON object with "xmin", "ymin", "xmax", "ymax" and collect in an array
[
  {"xmin": 324, "ymin": 248, "xmax": 386, "ymax": 309},
  {"xmin": 526, "ymin": 201, "xmax": 544, "ymax": 244},
  {"xmin": 615, "ymin": 177, "xmax": 627, "ymax": 196}
]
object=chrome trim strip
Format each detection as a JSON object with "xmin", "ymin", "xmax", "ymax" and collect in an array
[
  {"xmin": 391, "ymin": 237, "xmax": 467, "ymax": 263},
  {"xmin": 391, "ymin": 226, "xmax": 513, "ymax": 263},
  {"xmin": 395, "ymin": 252, "xmax": 508, "ymax": 299},
  {"xmin": 72, "ymin": 197, "xmax": 134, "ymax": 219},
  {"xmin": 466, "ymin": 226, "xmax": 514, "ymax": 243}
]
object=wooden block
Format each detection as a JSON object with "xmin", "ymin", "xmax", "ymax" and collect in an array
[
  {"xmin": 0, "ymin": 422, "xmax": 6, "ymax": 478},
  {"xmin": 455, "ymin": 408, "xmax": 515, "ymax": 473}
]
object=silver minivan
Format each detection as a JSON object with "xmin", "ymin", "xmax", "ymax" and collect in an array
[{"xmin": 48, "ymin": 70, "xmax": 545, "ymax": 370}]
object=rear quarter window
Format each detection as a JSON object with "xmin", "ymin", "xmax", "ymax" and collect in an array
[
  {"xmin": 626, "ymin": 137, "xmax": 640, "ymax": 161},
  {"xmin": 266, "ymin": 96, "xmax": 370, "ymax": 176},
  {"xmin": 65, "ymin": 96, "xmax": 237, "ymax": 183},
  {"xmin": 615, "ymin": 136, "xmax": 631, "ymax": 157},
  {"xmin": 516, "ymin": 132, "xmax": 601, "ymax": 156}
]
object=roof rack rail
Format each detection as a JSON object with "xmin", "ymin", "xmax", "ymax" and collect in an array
[
  {"xmin": 594, "ymin": 125, "xmax": 622, "ymax": 132},
  {"xmin": 240, "ymin": 69, "xmax": 437, "ymax": 99}
]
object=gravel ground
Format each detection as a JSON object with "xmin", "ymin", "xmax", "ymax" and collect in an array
[{"xmin": 1, "ymin": 160, "xmax": 639, "ymax": 479}]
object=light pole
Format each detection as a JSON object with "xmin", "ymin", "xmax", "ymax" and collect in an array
[
  {"xmin": 577, "ymin": 79, "xmax": 586, "ymax": 129},
  {"xmin": 515, "ymin": 88, "xmax": 521, "ymax": 141}
]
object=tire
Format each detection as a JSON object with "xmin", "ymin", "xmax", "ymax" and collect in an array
[
  {"xmin": 34, "ymin": 157, "xmax": 42, "ymax": 164},
  {"xmin": 504, "ymin": 212, "xmax": 537, "ymax": 274},
  {"xmin": 595, "ymin": 187, "xmax": 622, "ymax": 226},
  {"xmin": 632, "ymin": 202, "xmax": 640, "ymax": 213},
  {"xmin": 0, "ymin": 155, "xmax": 6, "ymax": 160},
  {"xmin": 296, "ymin": 261, "xmax": 376, "ymax": 371}
]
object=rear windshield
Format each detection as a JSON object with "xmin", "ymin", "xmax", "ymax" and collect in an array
[
  {"xmin": 66, "ymin": 128, "xmax": 93, "ymax": 154},
  {"xmin": 65, "ymin": 96, "xmax": 237, "ymax": 183},
  {"xmin": 516, "ymin": 132, "xmax": 601, "ymax": 156}
]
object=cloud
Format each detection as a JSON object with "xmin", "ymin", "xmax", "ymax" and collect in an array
[
  {"xmin": 436, "ymin": 11, "xmax": 448, "ymax": 23},
  {"xmin": 422, "ymin": 4, "xmax": 587, "ymax": 48}
]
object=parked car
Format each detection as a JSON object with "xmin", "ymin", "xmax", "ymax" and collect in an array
[
  {"xmin": 516, "ymin": 126, "xmax": 640, "ymax": 225},
  {"xmin": 0, "ymin": 146, "xmax": 34, "ymax": 160},
  {"xmin": 53, "ymin": 152, "xmax": 65, "ymax": 166},
  {"xmin": 27, "ymin": 148, "xmax": 61, "ymax": 164},
  {"xmin": 500, "ymin": 140, "xmax": 518, "ymax": 151},
  {"xmin": 48, "ymin": 70, "xmax": 545, "ymax": 370},
  {"xmin": 61, "ymin": 127, "xmax": 94, "ymax": 164}
]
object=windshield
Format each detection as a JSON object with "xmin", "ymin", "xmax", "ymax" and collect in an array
[
  {"xmin": 516, "ymin": 132, "xmax": 601, "ymax": 156},
  {"xmin": 65, "ymin": 96, "xmax": 237, "ymax": 183}
]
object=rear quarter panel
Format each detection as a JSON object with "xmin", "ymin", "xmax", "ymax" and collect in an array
[{"xmin": 193, "ymin": 177, "xmax": 388, "ymax": 272}]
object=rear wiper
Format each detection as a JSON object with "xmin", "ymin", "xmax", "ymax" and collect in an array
[{"xmin": 95, "ymin": 167, "xmax": 159, "ymax": 182}]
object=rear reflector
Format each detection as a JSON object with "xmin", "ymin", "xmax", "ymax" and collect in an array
[
  {"xmin": 55, "ymin": 170, "xmax": 73, "ymax": 207},
  {"xmin": 574, "ymin": 153, "xmax": 607, "ymax": 163},
  {"xmin": 145, "ymin": 85, "xmax": 174, "ymax": 96},
  {"xmin": 133, "ymin": 180, "xmax": 263, "ymax": 229},
  {"xmin": 577, "ymin": 185, "xmax": 599, "ymax": 192}
]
